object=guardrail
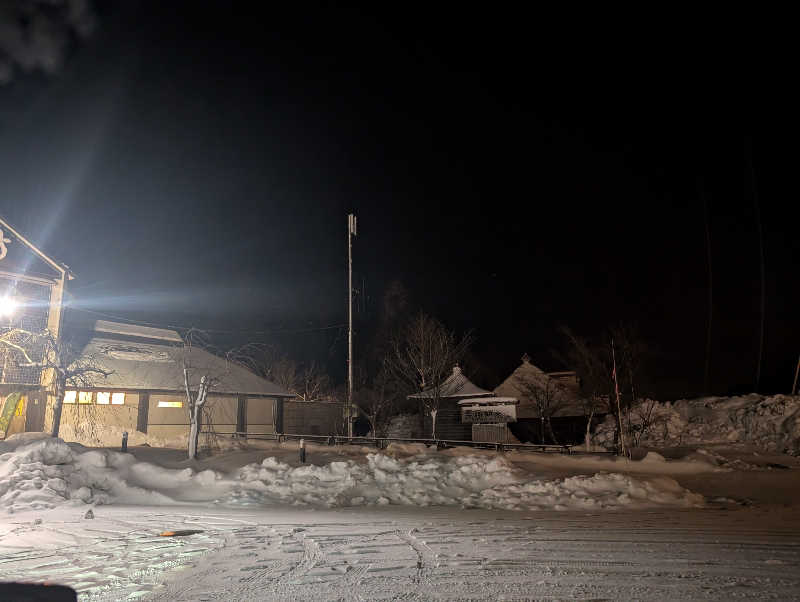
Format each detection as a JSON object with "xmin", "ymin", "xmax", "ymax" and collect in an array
[{"xmin": 217, "ymin": 431, "xmax": 581, "ymax": 454}]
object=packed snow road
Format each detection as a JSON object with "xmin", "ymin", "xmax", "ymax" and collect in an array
[{"xmin": 2, "ymin": 504, "xmax": 799, "ymax": 601}]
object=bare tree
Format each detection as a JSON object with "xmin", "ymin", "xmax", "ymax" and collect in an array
[
  {"xmin": 386, "ymin": 313, "xmax": 472, "ymax": 439},
  {"xmin": 234, "ymin": 344, "xmax": 331, "ymax": 401},
  {"xmin": 517, "ymin": 375, "xmax": 566, "ymax": 444},
  {"xmin": 0, "ymin": 327, "xmax": 111, "ymax": 437},
  {"xmin": 559, "ymin": 324, "xmax": 651, "ymax": 453},
  {"xmin": 176, "ymin": 329, "xmax": 235, "ymax": 460},
  {"xmin": 356, "ymin": 362, "xmax": 398, "ymax": 438},
  {"xmin": 558, "ymin": 326, "xmax": 616, "ymax": 449}
]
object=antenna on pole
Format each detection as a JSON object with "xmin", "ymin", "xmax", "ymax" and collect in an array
[{"xmin": 347, "ymin": 214, "xmax": 357, "ymax": 437}]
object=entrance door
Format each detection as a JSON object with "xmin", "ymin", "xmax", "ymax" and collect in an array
[{"xmin": 25, "ymin": 391, "xmax": 46, "ymax": 432}]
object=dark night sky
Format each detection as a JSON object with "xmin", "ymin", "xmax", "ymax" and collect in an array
[{"xmin": 1, "ymin": 3, "xmax": 796, "ymax": 398}]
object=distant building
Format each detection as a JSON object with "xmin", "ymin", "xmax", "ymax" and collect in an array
[
  {"xmin": 494, "ymin": 354, "xmax": 601, "ymax": 444},
  {"xmin": 408, "ymin": 366, "xmax": 518, "ymax": 442}
]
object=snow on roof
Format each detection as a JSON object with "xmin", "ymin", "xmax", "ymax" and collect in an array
[
  {"xmin": 92, "ymin": 320, "xmax": 183, "ymax": 343},
  {"xmin": 457, "ymin": 396, "xmax": 519, "ymax": 406},
  {"xmin": 408, "ymin": 366, "xmax": 494, "ymax": 399},
  {"xmin": 76, "ymin": 337, "xmax": 294, "ymax": 397},
  {"xmin": 494, "ymin": 356, "xmax": 585, "ymax": 417}
]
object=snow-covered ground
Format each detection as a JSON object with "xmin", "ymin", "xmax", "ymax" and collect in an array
[{"xmin": 2, "ymin": 434, "xmax": 800, "ymax": 600}]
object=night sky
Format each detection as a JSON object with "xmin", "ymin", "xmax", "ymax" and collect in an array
[{"xmin": 1, "ymin": 3, "xmax": 796, "ymax": 398}]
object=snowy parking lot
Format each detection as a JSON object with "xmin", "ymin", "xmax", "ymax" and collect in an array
[{"xmin": 2, "ymin": 435, "xmax": 800, "ymax": 600}]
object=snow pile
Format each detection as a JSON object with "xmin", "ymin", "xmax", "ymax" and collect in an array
[
  {"xmin": 0, "ymin": 436, "xmax": 228, "ymax": 514},
  {"xmin": 594, "ymin": 394, "xmax": 800, "ymax": 455},
  {"xmin": 1, "ymin": 436, "xmax": 704, "ymax": 514},
  {"xmin": 231, "ymin": 452, "xmax": 704, "ymax": 511}
]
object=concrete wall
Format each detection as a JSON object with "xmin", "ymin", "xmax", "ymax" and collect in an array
[{"xmin": 283, "ymin": 401, "xmax": 343, "ymax": 436}]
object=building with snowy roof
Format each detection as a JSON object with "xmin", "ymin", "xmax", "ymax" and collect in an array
[
  {"xmin": 494, "ymin": 354, "xmax": 603, "ymax": 444},
  {"xmin": 409, "ymin": 366, "xmax": 520, "ymax": 442}
]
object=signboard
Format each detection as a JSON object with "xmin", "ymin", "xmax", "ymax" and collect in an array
[{"xmin": 461, "ymin": 402, "xmax": 517, "ymax": 424}]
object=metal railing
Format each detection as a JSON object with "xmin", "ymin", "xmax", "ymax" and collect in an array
[{"xmin": 219, "ymin": 431, "xmax": 585, "ymax": 454}]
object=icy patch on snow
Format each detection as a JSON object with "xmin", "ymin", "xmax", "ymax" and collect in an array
[{"xmin": 230, "ymin": 453, "xmax": 704, "ymax": 511}]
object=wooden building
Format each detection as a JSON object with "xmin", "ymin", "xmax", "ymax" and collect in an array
[
  {"xmin": 55, "ymin": 320, "xmax": 296, "ymax": 441},
  {"xmin": 494, "ymin": 355, "xmax": 597, "ymax": 444},
  {"xmin": 408, "ymin": 366, "xmax": 516, "ymax": 443}
]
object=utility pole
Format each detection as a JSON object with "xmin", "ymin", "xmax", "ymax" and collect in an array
[{"xmin": 347, "ymin": 213, "xmax": 357, "ymax": 437}]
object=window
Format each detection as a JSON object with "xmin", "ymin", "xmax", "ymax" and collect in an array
[
  {"xmin": 111, "ymin": 392, "xmax": 125, "ymax": 405},
  {"xmin": 96, "ymin": 392, "xmax": 110, "ymax": 405},
  {"xmin": 63, "ymin": 391, "xmax": 77, "ymax": 404},
  {"xmin": 157, "ymin": 400, "xmax": 183, "ymax": 408},
  {"xmin": 78, "ymin": 391, "xmax": 93, "ymax": 404}
]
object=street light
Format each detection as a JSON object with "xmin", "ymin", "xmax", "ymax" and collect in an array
[{"xmin": 0, "ymin": 295, "xmax": 18, "ymax": 317}]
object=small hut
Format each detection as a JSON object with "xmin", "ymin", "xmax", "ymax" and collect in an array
[
  {"xmin": 494, "ymin": 354, "xmax": 595, "ymax": 444},
  {"xmin": 409, "ymin": 366, "xmax": 514, "ymax": 441}
]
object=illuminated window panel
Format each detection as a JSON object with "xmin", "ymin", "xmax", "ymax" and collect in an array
[
  {"xmin": 111, "ymin": 392, "xmax": 125, "ymax": 405},
  {"xmin": 78, "ymin": 391, "xmax": 93, "ymax": 404},
  {"xmin": 64, "ymin": 391, "xmax": 77, "ymax": 404},
  {"xmin": 96, "ymin": 392, "xmax": 110, "ymax": 405},
  {"xmin": 157, "ymin": 400, "xmax": 183, "ymax": 408}
]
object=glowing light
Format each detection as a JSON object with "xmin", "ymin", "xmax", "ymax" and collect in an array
[
  {"xmin": 157, "ymin": 400, "xmax": 182, "ymax": 408},
  {"xmin": 0, "ymin": 296, "xmax": 18, "ymax": 317}
]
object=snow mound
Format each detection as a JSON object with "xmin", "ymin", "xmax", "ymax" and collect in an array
[
  {"xmin": 1, "ymin": 438, "xmax": 704, "ymax": 514},
  {"xmin": 231, "ymin": 453, "xmax": 704, "ymax": 511},
  {"xmin": 0, "ymin": 437, "xmax": 227, "ymax": 514},
  {"xmin": 594, "ymin": 394, "xmax": 800, "ymax": 455}
]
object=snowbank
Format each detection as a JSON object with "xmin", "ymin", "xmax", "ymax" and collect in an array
[
  {"xmin": 231, "ymin": 453, "xmax": 704, "ymax": 511},
  {"xmin": 594, "ymin": 394, "xmax": 800, "ymax": 455},
  {"xmin": 0, "ymin": 436, "xmax": 229, "ymax": 513},
  {"xmin": 0, "ymin": 436, "xmax": 704, "ymax": 514}
]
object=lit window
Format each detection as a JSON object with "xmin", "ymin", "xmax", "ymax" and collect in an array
[
  {"xmin": 64, "ymin": 391, "xmax": 77, "ymax": 404},
  {"xmin": 78, "ymin": 392, "xmax": 92, "ymax": 404},
  {"xmin": 157, "ymin": 400, "xmax": 183, "ymax": 408},
  {"xmin": 111, "ymin": 392, "xmax": 125, "ymax": 405},
  {"xmin": 96, "ymin": 392, "xmax": 110, "ymax": 405}
]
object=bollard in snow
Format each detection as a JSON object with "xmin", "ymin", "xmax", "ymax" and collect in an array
[
  {"xmin": 299, "ymin": 438, "xmax": 306, "ymax": 463},
  {"xmin": 121, "ymin": 431, "xmax": 128, "ymax": 452}
]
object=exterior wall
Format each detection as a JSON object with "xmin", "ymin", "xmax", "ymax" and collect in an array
[
  {"xmin": 54, "ymin": 391, "xmax": 141, "ymax": 443},
  {"xmin": 472, "ymin": 423, "xmax": 512, "ymax": 444},
  {"xmin": 206, "ymin": 395, "xmax": 237, "ymax": 435},
  {"xmin": 421, "ymin": 398, "xmax": 472, "ymax": 441},
  {"xmin": 147, "ymin": 393, "xmax": 189, "ymax": 440},
  {"xmin": 283, "ymin": 400, "xmax": 343, "ymax": 436},
  {"xmin": 246, "ymin": 397, "xmax": 276, "ymax": 434}
]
